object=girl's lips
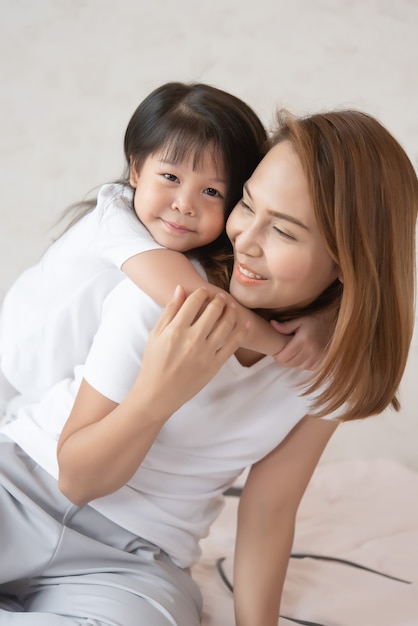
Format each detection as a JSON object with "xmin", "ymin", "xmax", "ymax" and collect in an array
[
  {"xmin": 234, "ymin": 262, "xmax": 268, "ymax": 285},
  {"xmin": 161, "ymin": 219, "xmax": 192, "ymax": 234}
]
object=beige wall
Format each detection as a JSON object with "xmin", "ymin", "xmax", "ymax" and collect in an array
[{"xmin": 1, "ymin": 0, "xmax": 417, "ymax": 468}]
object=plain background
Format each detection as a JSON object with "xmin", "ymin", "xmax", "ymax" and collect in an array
[{"xmin": 1, "ymin": 0, "xmax": 417, "ymax": 469}]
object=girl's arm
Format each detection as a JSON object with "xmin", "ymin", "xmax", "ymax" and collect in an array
[
  {"xmin": 233, "ymin": 416, "xmax": 339, "ymax": 626},
  {"xmin": 57, "ymin": 287, "xmax": 247, "ymax": 505},
  {"xmin": 123, "ymin": 249, "xmax": 328, "ymax": 363}
]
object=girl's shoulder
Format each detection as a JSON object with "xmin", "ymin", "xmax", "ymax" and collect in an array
[{"xmin": 94, "ymin": 183, "xmax": 134, "ymax": 221}]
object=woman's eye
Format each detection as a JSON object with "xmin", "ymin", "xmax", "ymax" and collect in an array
[
  {"xmin": 204, "ymin": 187, "xmax": 221, "ymax": 198},
  {"xmin": 163, "ymin": 173, "xmax": 178, "ymax": 182},
  {"xmin": 274, "ymin": 226, "xmax": 296, "ymax": 241},
  {"xmin": 239, "ymin": 199, "xmax": 253, "ymax": 212}
]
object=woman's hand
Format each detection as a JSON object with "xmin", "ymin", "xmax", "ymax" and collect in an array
[
  {"xmin": 134, "ymin": 285, "xmax": 249, "ymax": 413},
  {"xmin": 58, "ymin": 285, "xmax": 248, "ymax": 505}
]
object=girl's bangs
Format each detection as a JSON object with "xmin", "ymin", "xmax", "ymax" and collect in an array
[{"xmin": 158, "ymin": 128, "xmax": 224, "ymax": 174}]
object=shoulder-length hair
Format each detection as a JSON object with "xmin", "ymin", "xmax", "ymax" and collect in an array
[{"xmin": 272, "ymin": 109, "xmax": 417, "ymax": 421}]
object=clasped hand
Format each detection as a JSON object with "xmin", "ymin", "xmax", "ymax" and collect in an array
[{"xmin": 135, "ymin": 286, "xmax": 249, "ymax": 416}]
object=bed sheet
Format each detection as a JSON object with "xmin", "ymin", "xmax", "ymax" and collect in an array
[{"xmin": 193, "ymin": 460, "xmax": 418, "ymax": 626}]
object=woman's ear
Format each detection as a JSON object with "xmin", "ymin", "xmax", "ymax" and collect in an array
[{"xmin": 129, "ymin": 155, "xmax": 140, "ymax": 188}]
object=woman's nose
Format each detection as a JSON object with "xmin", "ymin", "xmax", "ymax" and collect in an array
[{"xmin": 234, "ymin": 226, "xmax": 262, "ymax": 257}]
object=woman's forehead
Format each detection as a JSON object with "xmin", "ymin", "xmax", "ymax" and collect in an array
[{"xmin": 249, "ymin": 142, "xmax": 306, "ymax": 195}]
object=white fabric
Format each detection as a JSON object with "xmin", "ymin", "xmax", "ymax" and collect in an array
[
  {"xmin": 194, "ymin": 459, "xmax": 418, "ymax": 626},
  {"xmin": 1, "ymin": 279, "xmax": 344, "ymax": 569},
  {"xmin": 0, "ymin": 183, "xmax": 163, "ymax": 403}
]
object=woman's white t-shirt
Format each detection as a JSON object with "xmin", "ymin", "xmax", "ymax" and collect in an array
[{"xmin": 1, "ymin": 279, "xmax": 342, "ymax": 568}]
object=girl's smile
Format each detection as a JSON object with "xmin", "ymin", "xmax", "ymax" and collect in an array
[{"xmin": 160, "ymin": 218, "xmax": 195, "ymax": 235}]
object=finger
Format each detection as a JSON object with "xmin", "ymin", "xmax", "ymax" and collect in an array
[
  {"xmin": 274, "ymin": 345, "xmax": 305, "ymax": 367},
  {"xmin": 214, "ymin": 322, "xmax": 249, "ymax": 362},
  {"xmin": 273, "ymin": 341, "xmax": 304, "ymax": 361},
  {"xmin": 152, "ymin": 285, "xmax": 187, "ymax": 333},
  {"xmin": 205, "ymin": 301, "xmax": 239, "ymax": 347},
  {"xmin": 191, "ymin": 293, "xmax": 230, "ymax": 337},
  {"xmin": 169, "ymin": 287, "xmax": 214, "ymax": 327},
  {"xmin": 270, "ymin": 319, "xmax": 298, "ymax": 336}
]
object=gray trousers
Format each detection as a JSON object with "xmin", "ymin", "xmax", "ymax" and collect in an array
[{"xmin": 0, "ymin": 435, "xmax": 202, "ymax": 625}]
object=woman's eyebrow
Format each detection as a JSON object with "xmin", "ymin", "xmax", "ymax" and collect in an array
[{"xmin": 243, "ymin": 183, "xmax": 309, "ymax": 230}]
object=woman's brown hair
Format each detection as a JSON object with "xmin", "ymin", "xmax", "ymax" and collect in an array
[{"xmin": 272, "ymin": 109, "xmax": 418, "ymax": 421}]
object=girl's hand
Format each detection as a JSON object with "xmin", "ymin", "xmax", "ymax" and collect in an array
[
  {"xmin": 270, "ymin": 309, "xmax": 335, "ymax": 371},
  {"xmin": 134, "ymin": 285, "xmax": 249, "ymax": 413}
]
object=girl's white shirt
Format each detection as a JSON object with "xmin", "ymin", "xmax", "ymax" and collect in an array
[
  {"xmin": 0, "ymin": 184, "xmax": 163, "ymax": 404},
  {"xmin": 1, "ymin": 278, "xmax": 343, "ymax": 568}
]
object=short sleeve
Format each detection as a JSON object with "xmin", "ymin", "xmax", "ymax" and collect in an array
[
  {"xmin": 94, "ymin": 184, "xmax": 165, "ymax": 269},
  {"xmin": 83, "ymin": 279, "xmax": 162, "ymax": 403}
]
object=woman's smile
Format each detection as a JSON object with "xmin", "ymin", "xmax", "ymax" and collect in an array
[
  {"xmin": 226, "ymin": 140, "xmax": 340, "ymax": 312},
  {"xmin": 235, "ymin": 262, "xmax": 268, "ymax": 283}
]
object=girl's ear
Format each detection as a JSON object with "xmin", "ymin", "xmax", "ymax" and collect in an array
[{"xmin": 129, "ymin": 155, "xmax": 140, "ymax": 188}]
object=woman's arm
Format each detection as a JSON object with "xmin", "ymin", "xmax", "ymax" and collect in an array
[
  {"xmin": 57, "ymin": 286, "xmax": 247, "ymax": 505},
  {"xmin": 233, "ymin": 416, "xmax": 339, "ymax": 626},
  {"xmin": 122, "ymin": 249, "xmax": 290, "ymax": 357}
]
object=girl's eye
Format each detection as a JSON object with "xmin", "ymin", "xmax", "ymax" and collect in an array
[
  {"xmin": 163, "ymin": 173, "xmax": 179, "ymax": 182},
  {"xmin": 204, "ymin": 187, "xmax": 222, "ymax": 198}
]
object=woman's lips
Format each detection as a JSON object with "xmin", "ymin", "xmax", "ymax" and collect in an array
[{"xmin": 234, "ymin": 262, "xmax": 268, "ymax": 284}]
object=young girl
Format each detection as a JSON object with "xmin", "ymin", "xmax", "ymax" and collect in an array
[
  {"xmin": 0, "ymin": 82, "xmax": 327, "ymax": 410},
  {"xmin": 0, "ymin": 107, "xmax": 415, "ymax": 625}
]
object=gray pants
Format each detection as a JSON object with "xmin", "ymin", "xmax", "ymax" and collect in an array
[{"xmin": 0, "ymin": 435, "xmax": 202, "ymax": 625}]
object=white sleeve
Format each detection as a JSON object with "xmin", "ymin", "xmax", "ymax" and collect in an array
[
  {"xmin": 0, "ymin": 184, "xmax": 164, "ymax": 405},
  {"xmin": 289, "ymin": 372, "xmax": 346, "ymax": 421},
  {"xmin": 83, "ymin": 279, "xmax": 162, "ymax": 403},
  {"xmin": 94, "ymin": 184, "xmax": 165, "ymax": 269}
]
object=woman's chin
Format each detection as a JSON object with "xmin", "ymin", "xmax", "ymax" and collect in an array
[{"xmin": 229, "ymin": 279, "xmax": 267, "ymax": 309}]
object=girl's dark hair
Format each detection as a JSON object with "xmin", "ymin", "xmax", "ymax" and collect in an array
[{"xmin": 62, "ymin": 82, "xmax": 268, "ymax": 288}]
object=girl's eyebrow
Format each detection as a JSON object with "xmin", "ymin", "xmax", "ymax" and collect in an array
[{"xmin": 243, "ymin": 183, "xmax": 309, "ymax": 231}]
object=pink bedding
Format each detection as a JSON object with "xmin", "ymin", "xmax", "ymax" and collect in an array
[{"xmin": 193, "ymin": 460, "xmax": 418, "ymax": 626}]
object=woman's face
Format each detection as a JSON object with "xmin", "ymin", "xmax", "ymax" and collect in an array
[{"xmin": 226, "ymin": 140, "xmax": 340, "ymax": 312}]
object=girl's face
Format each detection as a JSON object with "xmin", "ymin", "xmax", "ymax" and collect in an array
[
  {"xmin": 130, "ymin": 147, "xmax": 227, "ymax": 252},
  {"xmin": 226, "ymin": 140, "xmax": 340, "ymax": 312}
]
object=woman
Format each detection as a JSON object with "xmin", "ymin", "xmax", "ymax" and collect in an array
[{"xmin": 0, "ymin": 109, "xmax": 416, "ymax": 625}]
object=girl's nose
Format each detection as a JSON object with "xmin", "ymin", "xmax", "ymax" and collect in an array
[{"xmin": 171, "ymin": 193, "xmax": 195, "ymax": 216}]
